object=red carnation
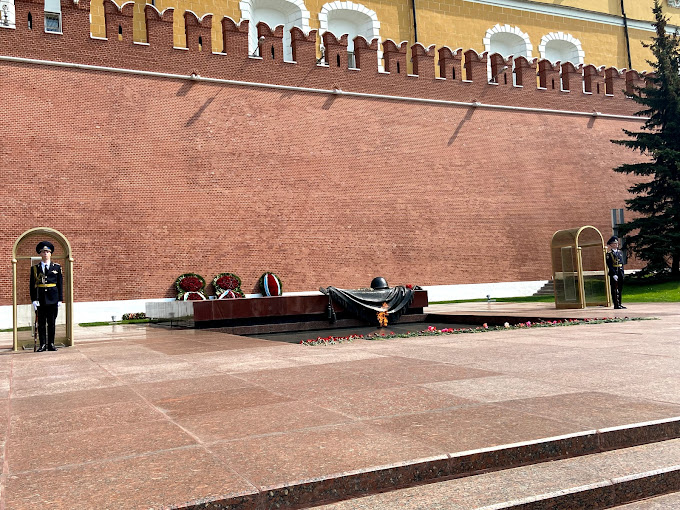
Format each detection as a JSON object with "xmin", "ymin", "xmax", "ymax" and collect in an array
[
  {"xmin": 180, "ymin": 276, "xmax": 203, "ymax": 292},
  {"xmin": 216, "ymin": 275, "xmax": 240, "ymax": 290}
]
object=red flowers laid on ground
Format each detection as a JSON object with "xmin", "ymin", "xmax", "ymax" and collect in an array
[
  {"xmin": 299, "ymin": 317, "xmax": 648, "ymax": 346},
  {"xmin": 300, "ymin": 334, "xmax": 364, "ymax": 346}
]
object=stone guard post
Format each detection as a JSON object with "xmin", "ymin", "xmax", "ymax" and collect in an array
[{"xmin": 12, "ymin": 227, "xmax": 74, "ymax": 351}]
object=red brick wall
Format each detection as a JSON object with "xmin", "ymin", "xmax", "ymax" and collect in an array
[
  {"xmin": 0, "ymin": 0, "xmax": 648, "ymax": 304},
  {"xmin": 1, "ymin": 61, "xmax": 646, "ymax": 303}
]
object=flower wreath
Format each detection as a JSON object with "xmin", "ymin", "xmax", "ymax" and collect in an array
[
  {"xmin": 175, "ymin": 273, "xmax": 207, "ymax": 300},
  {"xmin": 217, "ymin": 289, "xmax": 246, "ymax": 299},
  {"xmin": 179, "ymin": 291, "xmax": 207, "ymax": 301},
  {"xmin": 258, "ymin": 272, "xmax": 283, "ymax": 296},
  {"xmin": 212, "ymin": 272, "xmax": 244, "ymax": 299}
]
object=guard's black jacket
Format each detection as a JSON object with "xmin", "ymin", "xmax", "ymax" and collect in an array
[
  {"xmin": 30, "ymin": 262, "xmax": 64, "ymax": 305},
  {"xmin": 606, "ymin": 250, "xmax": 625, "ymax": 278}
]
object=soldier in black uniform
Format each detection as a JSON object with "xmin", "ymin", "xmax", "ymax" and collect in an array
[
  {"xmin": 30, "ymin": 241, "xmax": 63, "ymax": 352},
  {"xmin": 606, "ymin": 236, "xmax": 626, "ymax": 309}
]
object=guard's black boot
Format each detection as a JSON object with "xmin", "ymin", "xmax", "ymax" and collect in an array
[
  {"xmin": 47, "ymin": 343, "xmax": 57, "ymax": 351},
  {"xmin": 37, "ymin": 343, "xmax": 47, "ymax": 352}
]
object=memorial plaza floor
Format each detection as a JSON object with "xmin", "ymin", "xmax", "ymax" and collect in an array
[{"xmin": 0, "ymin": 302, "xmax": 678, "ymax": 509}]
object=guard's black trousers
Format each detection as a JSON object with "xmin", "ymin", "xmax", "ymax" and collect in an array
[
  {"xmin": 38, "ymin": 304, "xmax": 58, "ymax": 346},
  {"xmin": 610, "ymin": 276, "xmax": 623, "ymax": 308}
]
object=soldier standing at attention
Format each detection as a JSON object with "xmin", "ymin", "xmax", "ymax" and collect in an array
[
  {"xmin": 30, "ymin": 241, "xmax": 63, "ymax": 352},
  {"xmin": 606, "ymin": 236, "xmax": 626, "ymax": 310}
]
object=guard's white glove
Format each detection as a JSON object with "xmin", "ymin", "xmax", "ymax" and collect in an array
[
  {"xmin": 58, "ymin": 301, "xmax": 63, "ymax": 308},
  {"xmin": 32, "ymin": 301, "xmax": 39, "ymax": 310},
  {"xmin": 613, "ymin": 275, "xmax": 618, "ymax": 281}
]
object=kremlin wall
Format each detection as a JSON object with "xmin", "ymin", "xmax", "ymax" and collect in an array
[{"xmin": 0, "ymin": 0, "xmax": 651, "ymax": 325}]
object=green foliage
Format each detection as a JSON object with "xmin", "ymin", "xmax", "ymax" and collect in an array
[
  {"xmin": 432, "ymin": 279, "xmax": 680, "ymax": 303},
  {"xmin": 611, "ymin": 0, "xmax": 680, "ymax": 277},
  {"xmin": 0, "ymin": 326, "xmax": 32, "ymax": 332},
  {"xmin": 624, "ymin": 279, "xmax": 680, "ymax": 301}
]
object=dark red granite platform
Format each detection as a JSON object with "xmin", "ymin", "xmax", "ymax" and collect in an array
[{"xmin": 192, "ymin": 289, "xmax": 428, "ymax": 328}]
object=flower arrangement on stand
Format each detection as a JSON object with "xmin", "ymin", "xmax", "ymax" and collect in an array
[
  {"xmin": 212, "ymin": 272, "xmax": 245, "ymax": 299},
  {"xmin": 175, "ymin": 273, "xmax": 207, "ymax": 300},
  {"xmin": 258, "ymin": 272, "xmax": 283, "ymax": 296}
]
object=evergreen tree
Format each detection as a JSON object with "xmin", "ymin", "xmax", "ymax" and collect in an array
[{"xmin": 612, "ymin": 0, "xmax": 680, "ymax": 277}]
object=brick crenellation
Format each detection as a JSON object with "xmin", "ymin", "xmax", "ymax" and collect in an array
[{"xmin": 0, "ymin": 0, "xmax": 652, "ymax": 116}]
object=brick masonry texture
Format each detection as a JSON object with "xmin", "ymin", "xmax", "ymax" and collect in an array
[{"xmin": 0, "ymin": 0, "xmax": 648, "ymax": 303}]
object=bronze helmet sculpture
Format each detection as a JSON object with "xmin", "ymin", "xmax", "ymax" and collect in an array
[{"xmin": 370, "ymin": 276, "xmax": 389, "ymax": 290}]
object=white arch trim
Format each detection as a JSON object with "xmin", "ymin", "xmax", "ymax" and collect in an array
[
  {"xmin": 538, "ymin": 32, "xmax": 585, "ymax": 65},
  {"xmin": 319, "ymin": 1, "xmax": 382, "ymax": 70},
  {"xmin": 483, "ymin": 23, "xmax": 532, "ymax": 58},
  {"xmin": 239, "ymin": 0, "xmax": 311, "ymax": 33},
  {"xmin": 318, "ymin": 1, "xmax": 379, "ymax": 34},
  {"xmin": 239, "ymin": 0, "xmax": 311, "ymax": 61}
]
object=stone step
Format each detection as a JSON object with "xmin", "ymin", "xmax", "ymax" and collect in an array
[
  {"xmin": 314, "ymin": 438, "xmax": 680, "ymax": 510},
  {"xmin": 612, "ymin": 491, "xmax": 680, "ymax": 508},
  {"xmin": 175, "ymin": 417, "xmax": 680, "ymax": 509},
  {"xmin": 532, "ymin": 280, "xmax": 555, "ymax": 296}
]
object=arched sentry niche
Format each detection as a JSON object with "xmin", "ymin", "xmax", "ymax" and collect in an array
[
  {"xmin": 538, "ymin": 32, "xmax": 585, "ymax": 66},
  {"xmin": 12, "ymin": 227, "xmax": 74, "ymax": 351},
  {"xmin": 319, "ymin": 1, "xmax": 381, "ymax": 69},
  {"xmin": 240, "ymin": 0, "xmax": 310, "ymax": 61}
]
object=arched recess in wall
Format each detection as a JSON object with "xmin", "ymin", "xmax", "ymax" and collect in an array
[
  {"xmin": 483, "ymin": 24, "xmax": 532, "ymax": 84},
  {"xmin": 538, "ymin": 32, "xmax": 584, "ymax": 66},
  {"xmin": 0, "ymin": 0, "xmax": 17, "ymax": 28},
  {"xmin": 318, "ymin": 1, "xmax": 382, "ymax": 70},
  {"xmin": 483, "ymin": 24, "xmax": 532, "ymax": 59},
  {"xmin": 240, "ymin": 0, "xmax": 311, "ymax": 61}
]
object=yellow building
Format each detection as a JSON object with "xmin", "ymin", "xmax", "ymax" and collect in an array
[{"xmin": 91, "ymin": 0, "xmax": 680, "ymax": 73}]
